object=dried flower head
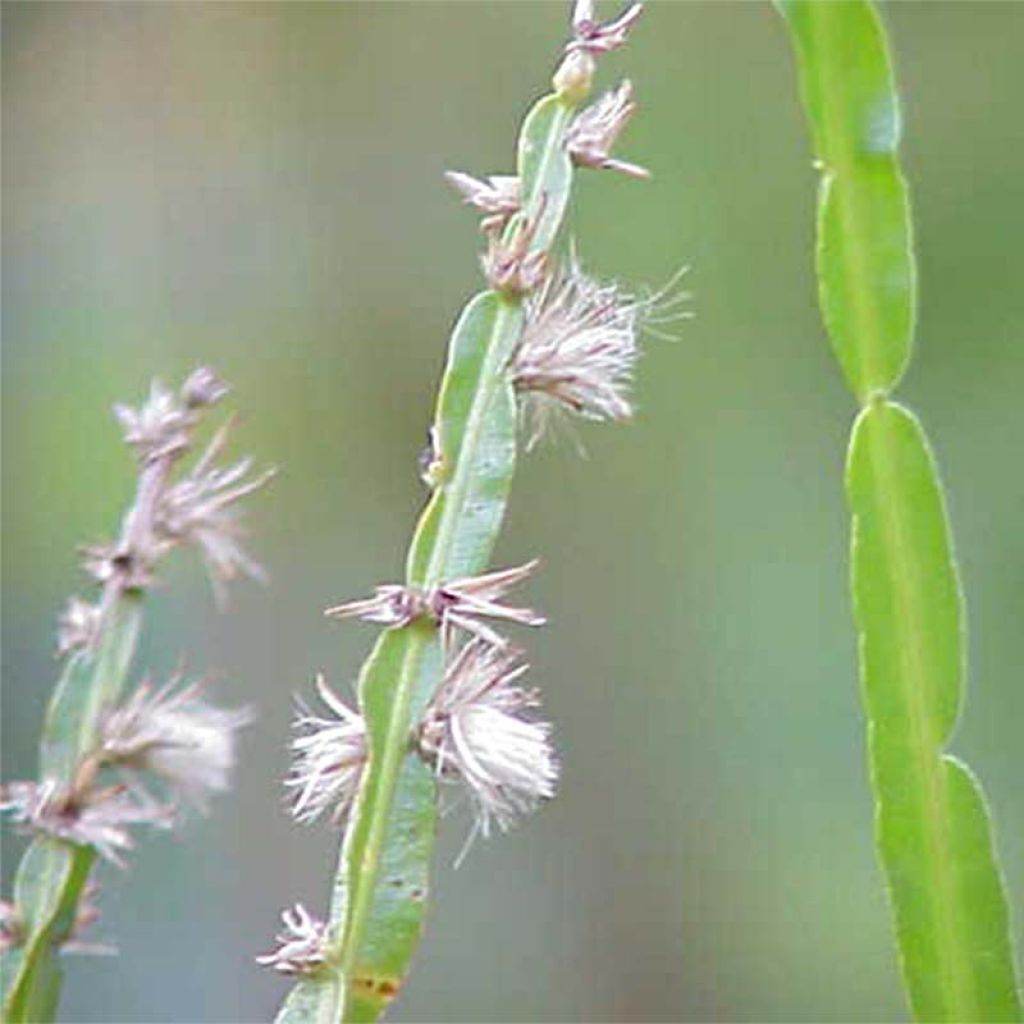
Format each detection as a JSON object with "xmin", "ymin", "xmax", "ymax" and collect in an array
[
  {"xmin": 114, "ymin": 379, "xmax": 198, "ymax": 463},
  {"xmin": 0, "ymin": 779, "xmax": 173, "ymax": 867},
  {"xmin": 56, "ymin": 596, "xmax": 102, "ymax": 656},
  {"xmin": 256, "ymin": 903, "xmax": 329, "ymax": 976},
  {"xmin": 417, "ymin": 641, "xmax": 558, "ymax": 841},
  {"xmin": 568, "ymin": 0, "xmax": 644, "ymax": 56},
  {"xmin": 154, "ymin": 420, "xmax": 274, "ymax": 605},
  {"xmin": 285, "ymin": 677, "xmax": 368, "ymax": 826},
  {"xmin": 480, "ymin": 213, "xmax": 548, "ymax": 296},
  {"xmin": 513, "ymin": 258, "xmax": 690, "ymax": 450},
  {"xmin": 325, "ymin": 559, "xmax": 545, "ymax": 649},
  {"xmin": 566, "ymin": 80, "xmax": 649, "ymax": 180},
  {"xmin": 99, "ymin": 677, "xmax": 252, "ymax": 812},
  {"xmin": 512, "ymin": 259, "xmax": 640, "ymax": 448},
  {"xmin": 445, "ymin": 171, "xmax": 520, "ymax": 233},
  {"xmin": 180, "ymin": 366, "xmax": 229, "ymax": 409},
  {"xmin": 78, "ymin": 370, "xmax": 270, "ymax": 604}
]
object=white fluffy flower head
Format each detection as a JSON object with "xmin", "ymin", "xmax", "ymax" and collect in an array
[
  {"xmin": 285, "ymin": 677, "xmax": 368, "ymax": 826},
  {"xmin": 100, "ymin": 678, "xmax": 251, "ymax": 812},
  {"xmin": 417, "ymin": 641, "xmax": 558, "ymax": 841}
]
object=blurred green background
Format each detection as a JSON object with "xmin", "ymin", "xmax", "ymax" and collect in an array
[{"xmin": 3, "ymin": 2, "xmax": 1021, "ymax": 1021}]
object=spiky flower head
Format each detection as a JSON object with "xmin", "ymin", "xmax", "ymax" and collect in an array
[
  {"xmin": 180, "ymin": 366, "xmax": 229, "ymax": 409},
  {"xmin": 480, "ymin": 212, "xmax": 548, "ymax": 297},
  {"xmin": 568, "ymin": 1, "xmax": 644, "ymax": 55},
  {"xmin": 567, "ymin": 80, "xmax": 649, "ymax": 180},
  {"xmin": 114, "ymin": 367, "xmax": 229, "ymax": 462},
  {"xmin": 511, "ymin": 259, "xmax": 641, "ymax": 448},
  {"xmin": 285, "ymin": 677, "xmax": 368, "ymax": 826},
  {"xmin": 256, "ymin": 903, "xmax": 329, "ymax": 976},
  {"xmin": 325, "ymin": 559, "xmax": 545, "ymax": 649},
  {"xmin": 99, "ymin": 677, "xmax": 251, "ymax": 812},
  {"xmin": 82, "ymin": 369, "xmax": 271, "ymax": 603},
  {"xmin": 114, "ymin": 380, "xmax": 196, "ymax": 464},
  {"xmin": 0, "ymin": 779, "xmax": 173, "ymax": 867},
  {"xmin": 445, "ymin": 171, "xmax": 520, "ymax": 233},
  {"xmin": 153, "ymin": 420, "xmax": 274, "ymax": 605},
  {"xmin": 416, "ymin": 641, "xmax": 558, "ymax": 840}
]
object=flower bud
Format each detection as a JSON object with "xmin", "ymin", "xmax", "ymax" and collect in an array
[{"xmin": 553, "ymin": 49, "xmax": 595, "ymax": 105}]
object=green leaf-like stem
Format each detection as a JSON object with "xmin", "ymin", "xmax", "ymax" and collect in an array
[
  {"xmin": 848, "ymin": 402, "xmax": 1021, "ymax": 1021},
  {"xmin": 778, "ymin": 0, "xmax": 915, "ymax": 400},
  {"xmin": 778, "ymin": 2, "xmax": 1022, "ymax": 1019}
]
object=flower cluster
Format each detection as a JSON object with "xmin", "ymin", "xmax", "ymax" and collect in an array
[
  {"xmin": 256, "ymin": 904, "xmax": 329, "ymax": 976},
  {"xmin": 1, "ymin": 678, "xmax": 250, "ymax": 868},
  {"xmin": 69, "ymin": 368, "xmax": 273, "ymax": 641},
  {"xmin": 0, "ymin": 778, "xmax": 172, "ymax": 868},
  {"xmin": 325, "ymin": 559, "xmax": 545, "ymax": 649},
  {"xmin": 417, "ymin": 641, "xmax": 558, "ymax": 840},
  {"xmin": 568, "ymin": 0, "xmax": 644, "ymax": 56},
  {"xmin": 285, "ymin": 575, "xmax": 556, "ymax": 851},
  {"xmin": 280, "ymin": 561, "xmax": 553, "ymax": 861},
  {"xmin": 512, "ymin": 257, "xmax": 641, "ymax": 447},
  {"xmin": 99, "ymin": 677, "xmax": 253, "ymax": 811},
  {"xmin": 567, "ymin": 79, "xmax": 650, "ymax": 180},
  {"xmin": 285, "ymin": 676, "xmax": 368, "ymax": 826},
  {"xmin": 442, "ymin": 13, "xmax": 658, "ymax": 451},
  {"xmin": 480, "ymin": 210, "xmax": 549, "ymax": 297},
  {"xmin": 444, "ymin": 172, "xmax": 520, "ymax": 234}
]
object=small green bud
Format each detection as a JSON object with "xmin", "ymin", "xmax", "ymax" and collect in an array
[{"xmin": 552, "ymin": 50, "xmax": 595, "ymax": 105}]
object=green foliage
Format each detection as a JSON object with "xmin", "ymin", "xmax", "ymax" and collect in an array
[
  {"xmin": 778, "ymin": 2, "xmax": 1022, "ymax": 1020},
  {"xmin": 277, "ymin": 86, "xmax": 579, "ymax": 1024}
]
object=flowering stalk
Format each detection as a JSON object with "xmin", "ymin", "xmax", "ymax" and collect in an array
[
  {"xmin": 271, "ymin": 4, "xmax": 656, "ymax": 1021},
  {"xmin": 1, "ymin": 370, "xmax": 269, "ymax": 1022}
]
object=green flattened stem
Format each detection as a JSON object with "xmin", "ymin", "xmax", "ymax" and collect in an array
[
  {"xmin": 2, "ymin": 596, "xmax": 143, "ymax": 1021},
  {"xmin": 2, "ymin": 842, "xmax": 95, "ymax": 1022},
  {"xmin": 276, "ymin": 91, "xmax": 576, "ymax": 1024},
  {"xmin": 778, "ymin": 0, "xmax": 915, "ymax": 400},
  {"xmin": 847, "ymin": 403, "xmax": 1021, "ymax": 1022},
  {"xmin": 779, "ymin": 2, "xmax": 1022, "ymax": 1019}
]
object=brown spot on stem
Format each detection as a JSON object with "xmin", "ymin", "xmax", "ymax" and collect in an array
[{"xmin": 353, "ymin": 974, "xmax": 402, "ymax": 1000}]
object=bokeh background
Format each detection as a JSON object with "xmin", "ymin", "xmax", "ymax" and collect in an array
[{"xmin": 3, "ymin": 2, "xmax": 1022, "ymax": 1021}]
